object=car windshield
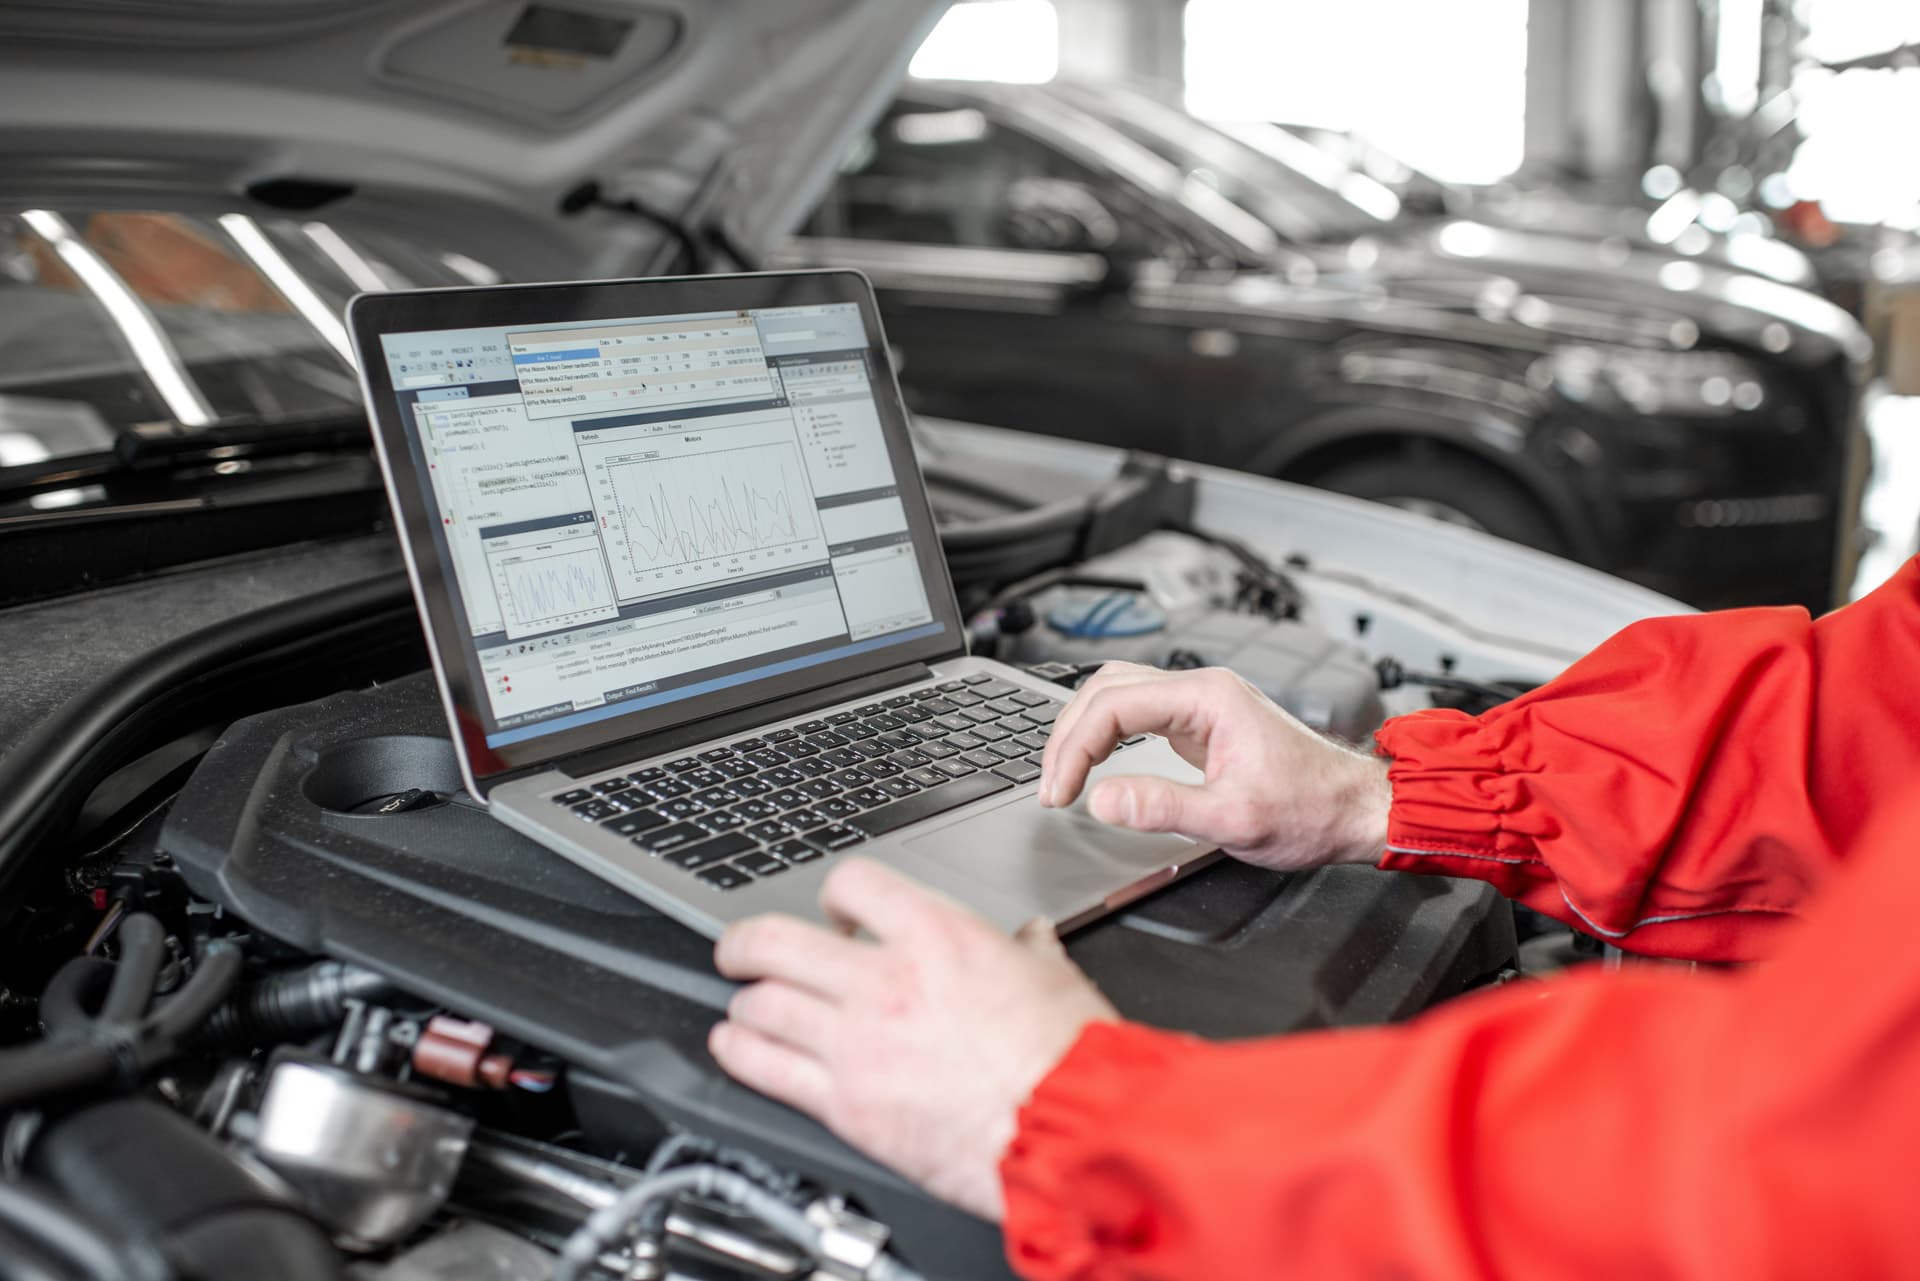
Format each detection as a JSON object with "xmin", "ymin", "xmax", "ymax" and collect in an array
[
  {"xmin": 0, "ymin": 210, "xmax": 495, "ymax": 470},
  {"xmin": 1053, "ymin": 87, "xmax": 1401, "ymax": 243}
]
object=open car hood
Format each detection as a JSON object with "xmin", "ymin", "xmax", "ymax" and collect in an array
[{"xmin": 0, "ymin": 0, "xmax": 945, "ymax": 279}]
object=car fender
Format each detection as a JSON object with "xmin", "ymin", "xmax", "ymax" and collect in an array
[{"xmin": 1246, "ymin": 401, "xmax": 1611, "ymax": 565}]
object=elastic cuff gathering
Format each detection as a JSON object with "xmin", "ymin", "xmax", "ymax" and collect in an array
[{"xmin": 1374, "ymin": 708, "xmax": 1542, "ymax": 870}]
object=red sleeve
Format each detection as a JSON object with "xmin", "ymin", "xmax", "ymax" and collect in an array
[
  {"xmin": 1373, "ymin": 556, "xmax": 1920, "ymax": 962},
  {"xmin": 1000, "ymin": 785, "xmax": 1920, "ymax": 1281}
]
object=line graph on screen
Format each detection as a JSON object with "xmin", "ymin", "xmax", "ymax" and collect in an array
[
  {"xmin": 489, "ymin": 543, "xmax": 616, "ymax": 632},
  {"xmin": 600, "ymin": 441, "xmax": 824, "ymax": 594}
]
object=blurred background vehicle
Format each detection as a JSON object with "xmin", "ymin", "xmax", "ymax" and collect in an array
[{"xmin": 787, "ymin": 78, "xmax": 1871, "ymax": 612}]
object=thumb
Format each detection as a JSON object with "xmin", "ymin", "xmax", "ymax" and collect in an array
[
  {"xmin": 1086, "ymin": 774, "xmax": 1236, "ymax": 842},
  {"xmin": 1013, "ymin": 916, "xmax": 1067, "ymax": 958}
]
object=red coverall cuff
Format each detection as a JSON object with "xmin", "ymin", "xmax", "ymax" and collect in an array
[
  {"xmin": 999, "ymin": 1021, "xmax": 1183, "ymax": 1281},
  {"xmin": 1373, "ymin": 709, "xmax": 1550, "ymax": 895}
]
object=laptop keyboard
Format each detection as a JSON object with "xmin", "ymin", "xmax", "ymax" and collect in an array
[{"xmin": 546, "ymin": 674, "xmax": 1148, "ymax": 892}]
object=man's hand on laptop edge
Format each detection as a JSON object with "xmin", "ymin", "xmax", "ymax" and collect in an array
[
  {"xmin": 1038, "ymin": 661, "xmax": 1391, "ymax": 871},
  {"xmin": 710, "ymin": 858, "xmax": 1115, "ymax": 1222}
]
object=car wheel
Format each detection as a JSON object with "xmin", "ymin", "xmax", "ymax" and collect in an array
[{"xmin": 1313, "ymin": 454, "xmax": 1567, "ymax": 554}]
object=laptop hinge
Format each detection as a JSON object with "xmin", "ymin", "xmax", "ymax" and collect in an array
[{"xmin": 552, "ymin": 662, "xmax": 935, "ymax": 780}]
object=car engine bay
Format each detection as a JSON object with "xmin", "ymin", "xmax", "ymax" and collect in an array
[{"xmin": 0, "ymin": 447, "xmax": 1556, "ymax": 1281}]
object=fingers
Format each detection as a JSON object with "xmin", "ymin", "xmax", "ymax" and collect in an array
[
  {"xmin": 729, "ymin": 979, "xmax": 837, "ymax": 1054},
  {"xmin": 709, "ymin": 1020, "xmax": 833, "ymax": 1118},
  {"xmin": 1085, "ymin": 774, "xmax": 1245, "ymax": 846},
  {"xmin": 1044, "ymin": 661, "xmax": 1160, "ymax": 762},
  {"xmin": 715, "ymin": 912, "xmax": 872, "ymax": 999},
  {"xmin": 1041, "ymin": 677, "xmax": 1213, "ymax": 809},
  {"xmin": 1012, "ymin": 916, "xmax": 1066, "ymax": 960},
  {"xmin": 819, "ymin": 857, "xmax": 961, "ymax": 944}
]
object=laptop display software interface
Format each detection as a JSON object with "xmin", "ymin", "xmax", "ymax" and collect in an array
[{"xmin": 377, "ymin": 302, "xmax": 942, "ymax": 750}]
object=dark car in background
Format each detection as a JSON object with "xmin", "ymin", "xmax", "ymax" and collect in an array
[{"xmin": 788, "ymin": 79, "xmax": 1874, "ymax": 612}]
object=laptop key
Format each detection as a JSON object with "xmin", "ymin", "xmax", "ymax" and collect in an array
[
  {"xmin": 665, "ymin": 831, "xmax": 752, "ymax": 868},
  {"xmin": 819, "ymin": 748, "xmax": 864, "ymax": 769},
  {"xmin": 732, "ymin": 777, "xmax": 773, "ymax": 797},
  {"xmin": 767, "ymin": 789, "xmax": 808, "ymax": 811},
  {"xmin": 684, "ymin": 768, "xmax": 725, "ymax": 790},
  {"xmin": 763, "ymin": 766, "xmax": 806, "ymax": 787},
  {"xmin": 700, "ymin": 748, "xmax": 736, "ymax": 762},
  {"xmin": 701, "ymin": 810, "xmax": 747, "ymax": 833},
  {"xmin": 855, "ymin": 702, "xmax": 886, "ymax": 716},
  {"xmin": 587, "ymin": 779, "xmax": 629, "ymax": 795},
  {"xmin": 601, "ymin": 807, "xmax": 670, "ymax": 836},
  {"xmin": 931, "ymin": 714, "xmax": 972, "ymax": 734},
  {"xmin": 744, "ymin": 820, "xmax": 794, "ymax": 843},
  {"xmin": 770, "ymin": 839, "xmax": 823, "ymax": 864},
  {"xmin": 988, "ymin": 741, "xmax": 1029, "ymax": 761},
  {"xmin": 910, "ymin": 688, "xmax": 942, "ymax": 701},
  {"xmin": 1014, "ymin": 732, "xmax": 1050, "ymax": 753},
  {"xmin": 933, "ymin": 760, "xmax": 976, "ymax": 779},
  {"xmin": 713, "ymin": 758, "xmax": 757, "ymax": 780},
  {"xmin": 904, "ymin": 767, "xmax": 949, "ymax": 788},
  {"xmin": 804, "ymin": 825, "xmax": 867, "ymax": 853},
  {"xmin": 692, "ymin": 786, "xmax": 736, "ymax": 808},
  {"xmin": 992, "ymin": 759, "xmax": 1043, "ymax": 784},
  {"xmin": 637, "ymin": 822, "xmax": 712, "ymax": 854},
  {"xmin": 945, "ymin": 690, "xmax": 984, "ymax": 708},
  {"xmin": 961, "ymin": 672, "xmax": 993, "ymax": 685},
  {"xmin": 732, "ymin": 737, "xmax": 769, "ymax": 754},
  {"xmin": 961, "ymin": 707, "xmax": 999, "ymax": 726},
  {"xmin": 798, "ymin": 778, "xmax": 841, "ymax": 800},
  {"xmin": 846, "ymin": 772, "xmax": 1013, "ymax": 838},
  {"xmin": 572, "ymin": 799, "xmax": 621, "ymax": 821},
  {"xmin": 695, "ymin": 864, "xmax": 753, "ymax": 891},
  {"xmin": 827, "ymin": 711, "xmax": 859, "ymax": 726},
  {"xmin": 627, "ymin": 767, "xmax": 668, "ymax": 784},
  {"xmin": 1001, "ymin": 715, "xmax": 1039, "ymax": 735},
  {"xmin": 1010, "ymin": 691, "xmax": 1052, "ymax": 708},
  {"xmin": 846, "ymin": 787, "xmax": 891, "ymax": 810},
  {"xmin": 891, "ymin": 748, "xmax": 933, "ymax": 769},
  {"xmin": 766, "ymin": 728, "xmax": 800, "ymax": 743},
  {"xmin": 863, "ymin": 757, "xmax": 903, "ymax": 778},
  {"xmin": 945, "ymin": 731, "xmax": 986, "ymax": 752},
  {"xmin": 818, "ymin": 797, "xmax": 862, "ymax": 820},
  {"xmin": 975, "ymin": 680, "xmax": 1020, "ymax": 698},
  {"xmin": 736, "ymin": 799, "xmax": 780, "ymax": 821},
  {"xmin": 878, "ymin": 777, "xmax": 921, "ymax": 799},
  {"xmin": 745, "ymin": 749, "xmax": 791, "ymax": 770},
  {"xmin": 829, "ymin": 768, "xmax": 874, "ymax": 790},
  {"xmin": 666, "ymin": 756, "xmax": 702, "ymax": 773},
  {"xmin": 796, "ymin": 720, "xmax": 829, "ymax": 734},
  {"xmin": 960, "ymin": 750, "xmax": 1004, "ymax": 770},
  {"xmin": 784, "ymin": 807, "xmax": 828, "ymax": 831},
  {"xmin": 736, "ymin": 851, "xmax": 789, "ymax": 877},
  {"xmin": 917, "ymin": 740, "xmax": 959, "ymax": 760},
  {"xmin": 660, "ymin": 797, "xmax": 709, "ymax": 819},
  {"xmin": 645, "ymin": 778, "xmax": 693, "ymax": 800}
]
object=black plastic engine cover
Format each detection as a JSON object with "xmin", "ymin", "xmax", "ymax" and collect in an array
[{"xmin": 161, "ymin": 673, "xmax": 1514, "ymax": 1279}]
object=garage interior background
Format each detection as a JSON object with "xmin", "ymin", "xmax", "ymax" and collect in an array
[{"xmin": 902, "ymin": 0, "xmax": 1920, "ymax": 599}]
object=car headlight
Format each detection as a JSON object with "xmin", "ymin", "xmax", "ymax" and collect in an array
[{"xmin": 1536, "ymin": 346, "xmax": 1769, "ymax": 417}]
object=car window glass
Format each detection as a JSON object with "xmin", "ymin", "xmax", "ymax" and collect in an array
[
  {"xmin": 0, "ymin": 214, "xmax": 173, "ymax": 440},
  {"xmin": 69, "ymin": 212, "xmax": 362, "ymax": 426},
  {"xmin": 811, "ymin": 103, "xmax": 1192, "ymax": 261}
]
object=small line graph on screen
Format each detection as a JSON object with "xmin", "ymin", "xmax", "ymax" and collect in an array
[{"xmin": 489, "ymin": 543, "xmax": 616, "ymax": 632}]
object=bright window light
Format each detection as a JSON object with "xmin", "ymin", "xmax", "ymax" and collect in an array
[
  {"xmin": 1184, "ymin": 0, "xmax": 1528, "ymax": 185},
  {"xmin": 1784, "ymin": 3, "xmax": 1920, "ymax": 225},
  {"xmin": 910, "ymin": 0, "xmax": 1058, "ymax": 84}
]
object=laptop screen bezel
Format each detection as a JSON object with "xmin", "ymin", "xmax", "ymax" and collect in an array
[{"xmin": 349, "ymin": 270, "xmax": 967, "ymax": 788}]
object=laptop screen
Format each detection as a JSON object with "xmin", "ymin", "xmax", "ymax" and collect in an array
[{"xmin": 372, "ymin": 296, "xmax": 945, "ymax": 754}]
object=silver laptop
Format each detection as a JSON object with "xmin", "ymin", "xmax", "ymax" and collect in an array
[{"xmin": 348, "ymin": 269, "xmax": 1214, "ymax": 939}]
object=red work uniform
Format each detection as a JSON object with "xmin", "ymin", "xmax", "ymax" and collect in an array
[{"xmin": 1000, "ymin": 557, "xmax": 1920, "ymax": 1280}]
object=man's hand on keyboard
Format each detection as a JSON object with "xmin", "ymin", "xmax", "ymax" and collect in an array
[
  {"xmin": 710, "ymin": 857, "xmax": 1114, "ymax": 1222},
  {"xmin": 1040, "ymin": 661, "xmax": 1391, "ymax": 872}
]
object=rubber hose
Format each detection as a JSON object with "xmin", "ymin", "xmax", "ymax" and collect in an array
[
  {"xmin": 97, "ymin": 915, "xmax": 165, "ymax": 1025},
  {"xmin": 0, "ymin": 1178, "xmax": 170, "ymax": 1281}
]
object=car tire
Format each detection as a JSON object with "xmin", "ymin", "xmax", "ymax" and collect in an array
[{"xmin": 1313, "ymin": 454, "xmax": 1567, "ymax": 554}]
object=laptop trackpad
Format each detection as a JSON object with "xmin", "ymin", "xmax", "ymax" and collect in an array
[{"xmin": 903, "ymin": 800, "xmax": 1198, "ymax": 907}]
